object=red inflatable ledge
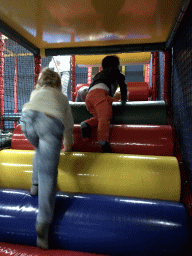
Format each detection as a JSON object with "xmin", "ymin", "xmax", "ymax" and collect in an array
[
  {"xmin": 127, "ymin": 82, "xmax": 150, "ymax": 101},
  {"xmin": 11, "ymin": 124, "xmax": 174, "ymax": 157},
  {"xmin": 0, "ymin": 242, "xmax": 106, "ymax": 256}
]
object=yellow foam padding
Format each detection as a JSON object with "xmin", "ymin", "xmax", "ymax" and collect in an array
[
  {"xmin": 0, "ymin": 0, "xmax": 183, "ymax": 50},
  {"xmin": 75, "ymin": 52, "xmax": 151, "ymax": 67},
  {"xmin": 0, "ymin": 149, "xmax": 181, "ymax": 201}
]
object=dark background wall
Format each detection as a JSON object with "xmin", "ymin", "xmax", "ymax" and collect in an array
[{"xmin": 171, "ymin": 1, "xmax": 192, "ymax": 193}]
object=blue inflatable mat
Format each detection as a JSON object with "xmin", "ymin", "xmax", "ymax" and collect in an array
[{"xmin": 0, "ymin": 189, "xmax": 190, "ymax": 255}]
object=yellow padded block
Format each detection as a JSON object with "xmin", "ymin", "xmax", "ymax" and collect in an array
[{"xmin": 0, "ymin": 150, "xmax": 181, "ymax": 201}]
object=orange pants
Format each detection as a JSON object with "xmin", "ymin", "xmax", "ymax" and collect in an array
[{"xmin": 85, "ymin": 89, "xmax": 113, "ymax": 142}]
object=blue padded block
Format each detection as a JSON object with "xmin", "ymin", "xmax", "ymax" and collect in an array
[{"xmin": 0, "ymin": 189, "xmax": 190, "ymax": 255}]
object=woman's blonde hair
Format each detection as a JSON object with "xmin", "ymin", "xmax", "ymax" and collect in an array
[{"xmin": 37, "ymin": 67, "xmax": 61, "ymax": 88}]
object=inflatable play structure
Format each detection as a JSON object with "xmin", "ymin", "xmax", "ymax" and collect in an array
[
  {"xmin": 1, "ymin": 0, "xmax": 192, "ymax": 255},
  {"xmin": 0, "ymin": 99, "xmax": 191, "ymax": 255}
]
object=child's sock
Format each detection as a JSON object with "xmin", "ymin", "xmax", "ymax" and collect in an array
[
  {"xmin": 36, "ymin": 222, "xmax": 49, "ymax": 250},
  {"xmin": 99, "ymin": 141, "xmax": 112, "ymax": 153},
  {"xmin": 30, "ymin": 184, "xmax": 38, "ymax": 196},
  {"xmin": 80, "ymin": 121, "xmax": 92, "ymax": 138}
]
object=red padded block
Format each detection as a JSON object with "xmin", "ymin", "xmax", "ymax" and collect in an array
[
  {"xmin": 127, "ymin": 82, "xmax": 149, "ymax": 101},
  {"xmin": 11, "ymin": 124, "xmax": 174, "ymax": 157},
  {"xmin": 73, "ymin": 124, "xmax": 174, "ymax": 156},
  {"xmin": 0, "ymin": 242, "xmax": 106, "ymax": 256},
  {"xmin": 11, "ymin": 125, "xmax": 35, "ymax": 150}
]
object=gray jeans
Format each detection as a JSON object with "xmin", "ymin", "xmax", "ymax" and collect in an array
[{"xmin": 20, "ymin": 110, "xmax": 64, "ymax": 224}]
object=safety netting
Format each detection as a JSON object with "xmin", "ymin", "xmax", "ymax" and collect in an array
[{"xmin": 171, "ymin": 1, "xmax": 192, "ymax": 193}]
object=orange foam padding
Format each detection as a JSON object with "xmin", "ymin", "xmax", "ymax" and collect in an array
[
  {"xmin": 0, "ymin": 243, "xmax": 106, "ymax": 256},
  {"xmin": 127, "ymin": 82, "xmax": 149, "ymax": 101},
  {"xmin": 11, "ymin": 124, "xmax": 174, "ymax": 156}
]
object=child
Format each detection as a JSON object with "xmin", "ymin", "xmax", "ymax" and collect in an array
[
  {"xmin": 20, "ymin": 67, "xmax": 74, "ymax": 249},
  {"xmin": 75, "ymin": 85, "xmax": 89, "ymax": 102},
  {"xmin": 49, "ymin": 55, "xmax": 71, "ymax": 99},
  {"xmin": 81, "ymin": 55, "xmax": 127, "ymax": 153}
]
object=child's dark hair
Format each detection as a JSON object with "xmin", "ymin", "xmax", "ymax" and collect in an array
[
  {"xmin": 37, "ymin": 67, "xmax": 61, "ymax": 88},
  {"xmin": 102, "ymin": 55, "xmax": 120, "ymax": 69}
]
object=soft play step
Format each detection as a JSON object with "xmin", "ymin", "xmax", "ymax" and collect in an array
[
  {"xmin": 0, "ymin": 242, "xmax": 106, "ymax": 256},
  {"xmin": 69, "ymin": 101, "xmax": 167, "ymax": 125},
  {"xmin": 0, "ymin": 149, "xmax": 180, "ymax": 201},
  {"xmin": 11, "ymin": 124, "xmax": 174, "ymax": 156},
  {"xmin": 0, "ymin": 189, "xmax": 189, "ymax": 255}
]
